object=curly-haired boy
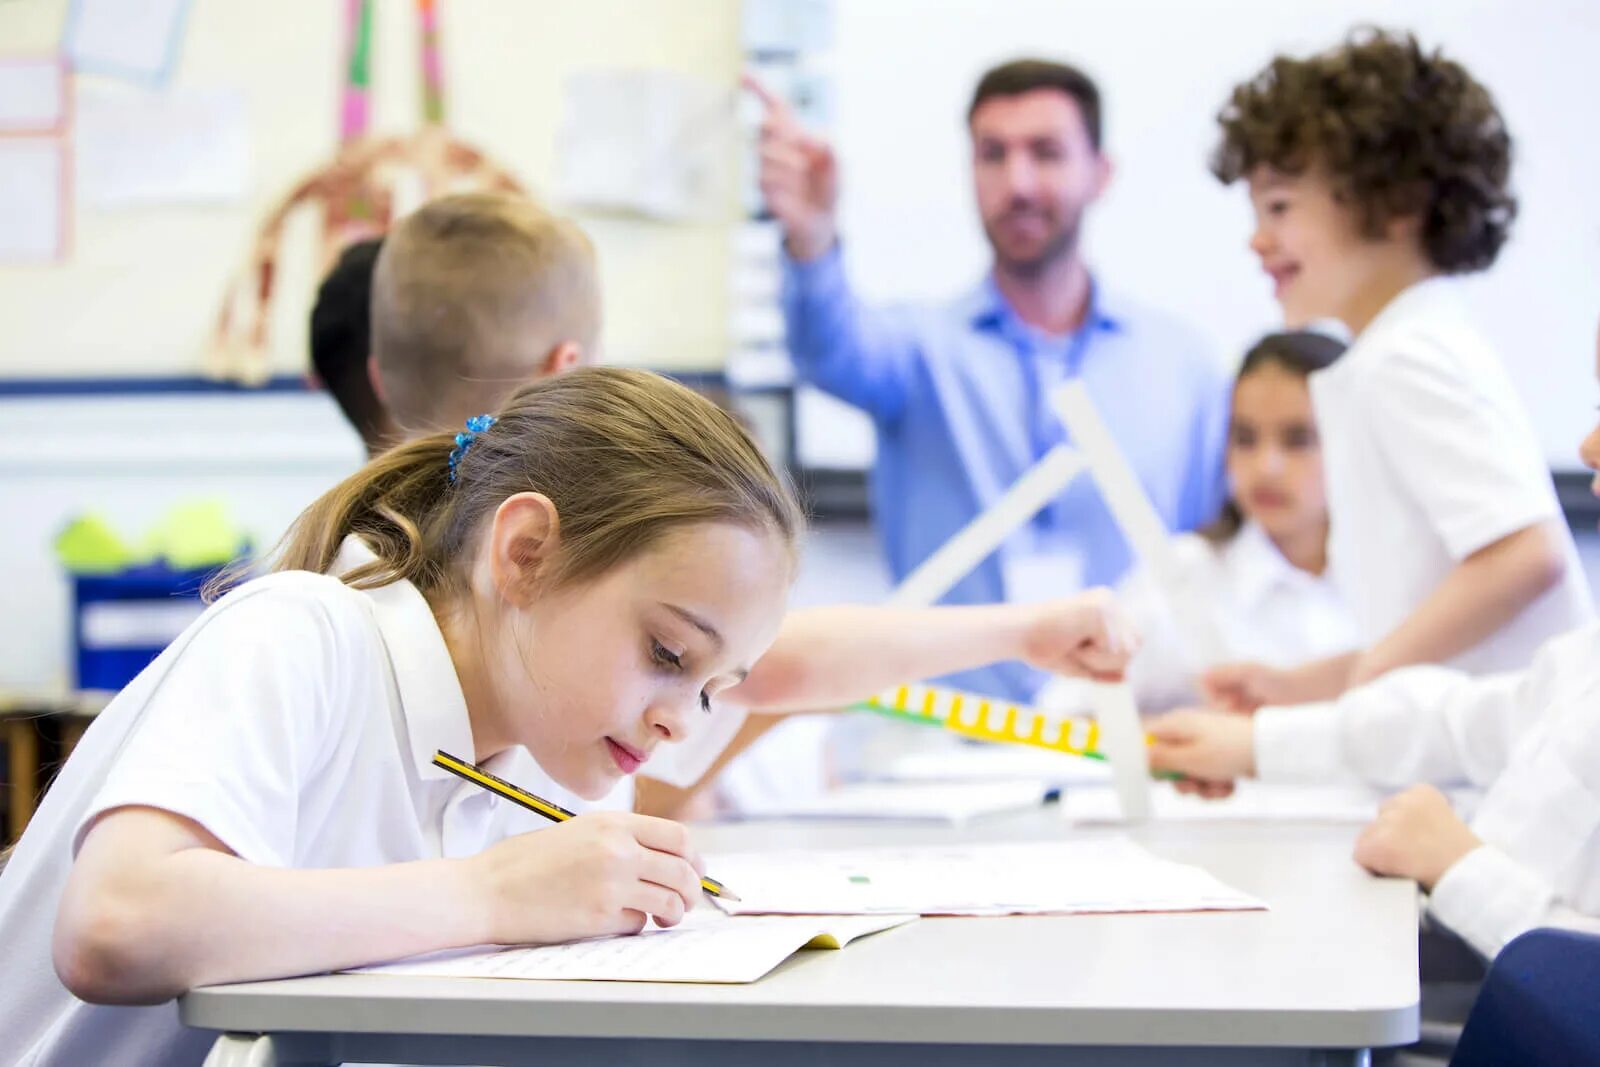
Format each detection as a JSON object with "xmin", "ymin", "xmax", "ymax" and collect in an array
[{"xmin": 1200, "ymin": 29, "xmax": 1591, "ymax": 709}]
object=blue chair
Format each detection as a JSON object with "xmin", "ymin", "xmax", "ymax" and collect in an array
[{"xmin": 1449, "ymin": 927, "xmax": 1600, "ymax": 1066}]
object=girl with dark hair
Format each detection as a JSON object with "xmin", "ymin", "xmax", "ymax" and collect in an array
[{"xmin": 1044, "ymin": 330, "xmax": 1357, "ymax": 713}]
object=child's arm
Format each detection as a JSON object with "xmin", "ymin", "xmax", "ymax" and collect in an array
[
  {"xmin": 1151, "ymin": 638, "xmax": 1552, "ymax": 789},
  {"xmin": 633, "ymin": 592, "xmax": 1136, "ymax": 820},
  {"xmin": 1201, "ymin": 652, "xmax": 1360, "ymax": 712},
  {"xmin": 1201, "ymin": 520, "xmax": 1565, "ymax": 709},
  {"xmin": 728, "ymin": 590, "xmax": 1136, "ymax": 714},
  {"xmin": 1355, "ymin": 727, "xmax": 1600, "ymax": 961},
  {"xmin": 1349, "ymin": 339, "xmax": 1573, "ymax": 686},
  {"xmin": 1348, "ymin": 519, "xmax": 1568, "ymax": 685},
  {"xmin": 55, "ymin": 805, "xmax": 705, "ymax": 1005}
]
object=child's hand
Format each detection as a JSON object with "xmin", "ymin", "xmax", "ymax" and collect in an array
[
  {"xmin": 1352, "ymin": 785, "xmax": 1481, "ymax": 891},
  {"xmin": 1145, "ymin": 708, "xmax": 1255, "ymax": 788},
  {"xmin": 1199, "ymin": 661, "xmax": 1285, "ymax": 713},
  {"xmin": 469, "ymin": 812, "xmax": 707, "ymax": 946},
  {"xmin": 1019, "ymin": 588, "xmax": 1140, "ymax": 682}
]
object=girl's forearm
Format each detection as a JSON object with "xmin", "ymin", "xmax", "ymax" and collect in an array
[
  {"xmin": 57, "ymin": 816, "xmax": 485, "ymax": 1004},
  {"xmin": 733, "ymin": 604, "xmax": 1029, "ymax": 713}
]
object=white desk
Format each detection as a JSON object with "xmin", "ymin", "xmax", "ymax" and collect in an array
[{"xmin": 182, "ymin": 814, "xmax": 1419, "ymax": 1066}]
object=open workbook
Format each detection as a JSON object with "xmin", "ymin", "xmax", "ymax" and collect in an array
[
  {"xmin": 355, "ymin": 839, "xmax": 1261, "ymax": 984},
  {"xmin": 351, "ymin": 911, "xmax": 916, "ymax": 984}
]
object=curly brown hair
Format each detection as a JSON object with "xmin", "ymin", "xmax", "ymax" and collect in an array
[{"xmin": 1211, "ymin": 28, "xmax": 1515, "ymax": 274}]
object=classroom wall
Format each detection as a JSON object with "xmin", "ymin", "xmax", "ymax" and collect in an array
[
  {"xmin": 0, "ymin": 0, "xmax": 745, "ymax": 692},
  {"xmin": 821, "ymin": 0, "xmax": 1600, "ymax": 468},
  {"xmin": 0, "ymin": 0, "xmax": 743, "ymax": 379},
  {"xmin": 0, "ymin": 388, "xmax": 365, "ymax": 693}
]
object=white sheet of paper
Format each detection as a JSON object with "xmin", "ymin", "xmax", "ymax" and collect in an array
[
  {"xmin": 554, "ymin": 68, "xmax": 736, "ymax": 221},
  {"xmin": 712, "ymin": 839, "xmax": 1264, "ymax": 916},
  {"xmin": 0, "ymin": 138, "xmax": 64, "ymax": 263},
  {"xmin": 1059, "ymin": 780, "xmax": 1383, "ymax": 825},
  {"xmin": 64, "ymin": 0, "xmax": 191, "ymax": 83},
  {"xmin": 76, "ymin": 86, "xmax": 249, "ymax": 206},
  {"xmin": 0, "ymin": 58, "xmax": 65, "ymax": 132},
  {"xmin": 739, "ymin": 780, "xmax": 1052, "ymax": 824},
  {"xmin": 882, "ymin": 746, "xmax": 1113, "ymax": 787},
  {"xmin": 353, "ymin": 911, "xmax": 916, "ymax": 985}
]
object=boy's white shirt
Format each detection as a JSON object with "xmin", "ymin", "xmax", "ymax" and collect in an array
[
  {"xmin": 1308, "ymin": 276, "xmax": 1593, "ymax": 674},
  {"xmin": 1114, "ymin": 523, "xmax": 1360, "ymax": 711},
  {"xmin": 1254, "ymin": 623, "xmax": 1600, "ymax": 959},
  {"xmin": 0, "ymin": 536, "xmax": 741, "ymax": 1067}
]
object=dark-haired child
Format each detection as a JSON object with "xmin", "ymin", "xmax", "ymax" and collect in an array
[
  {"xmin": 1040, "ymin": 331, "xmax": 1358, "ymax": 714},
  {"xmin": 1148, "ymin": 319, "xmax": 1600, "ymax": 959},
  {"xmin": 309, "ymin": 237, "xmax": 393, "ymax": 456}
]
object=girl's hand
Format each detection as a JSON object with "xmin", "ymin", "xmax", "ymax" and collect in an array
[
  {"xmin": 1145, "ymin": 707, "xmax": 1256, "ymax": 787},
  {"xmin": 1353, "ymin": 785, "xmax": 1481, "ymax": 891},
  {"xmin": 469, "ymin": 812, "xmax": 706, "ymax": 946},
  {"xmin": 1019, "ymin": 588, "xmax": 1140, "ymax": 683}
]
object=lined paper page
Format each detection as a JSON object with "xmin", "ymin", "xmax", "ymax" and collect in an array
[
  {"xmin": 739, "ymin": 780, "xmax": 1052, "ymax": 823},
  {"xmin": 712, "ymin": 839, "xmax": 1265, "ymax": 916}
]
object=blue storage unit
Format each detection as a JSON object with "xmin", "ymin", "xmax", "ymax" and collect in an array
[{"xmin": 71, "ymin": 563, "xmax": 220, "ymax": 692}]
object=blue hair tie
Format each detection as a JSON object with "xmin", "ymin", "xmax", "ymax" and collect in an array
[{"xmin": 447, "ymin": 414, "xmax": 497, "ymax": 485}]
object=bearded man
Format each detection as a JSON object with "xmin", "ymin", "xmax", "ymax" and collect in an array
[{"xmin": 753, "ymin": 59, "xmax": 1228, "ymax": 702}]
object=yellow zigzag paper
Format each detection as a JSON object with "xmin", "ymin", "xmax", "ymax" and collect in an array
[{"xmin": 855, "ymin": 683, "xmax": 1100, "ymax": 757}]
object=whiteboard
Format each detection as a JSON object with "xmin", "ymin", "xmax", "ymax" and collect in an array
[{"xmin": 811, "ymin": 0, "xmax": 1600, "ymax": 469}]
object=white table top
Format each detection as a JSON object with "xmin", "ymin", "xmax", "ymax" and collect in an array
[{"xmin": 180, "ymin": 812, "xmax": 1419, "ymax": 1052}]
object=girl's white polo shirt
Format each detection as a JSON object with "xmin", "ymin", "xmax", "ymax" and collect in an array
[
  {"xmin": 1116, "ymin": 522, "xmax": 1360, "ymax": 711},
  {"xmin": 1309, "ymin": 277, "xmax": 1593, "ymax": 674},
  {"xmin": 0, "ymin": 543, "xmax": 628, "ymax": 1066}
]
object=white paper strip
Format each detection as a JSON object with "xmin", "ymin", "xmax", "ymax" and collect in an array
[
  {"xmin": 888, "ymin": 444, "xmax": 1085, "ymax": 607},
  {"xmin": 0, "ymin": 138, "xmax": 66, "ymax": 263},
  {"xmin": 75, "ymin": 86, "xmax": 250, "ymax": 207},
  {"xmin": 1050, "ymin": 380, "xmax": 1230, "ymax": 664},
  {"xmin": 64, "ymin": 0, "xmax": 192, "ymax": 84},
  {"xmin": 0, "ymin": 58, "xmax": 65, "ymax": 133}
]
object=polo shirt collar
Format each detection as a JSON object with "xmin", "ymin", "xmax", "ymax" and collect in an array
[
  {"xmin": 1332, "ymin": 277, "xmax": 1466, "ymax": 379},
  {"xmin": 1223, "ymin": 521, "xmax": 1323, "ymax": 608},
  {"xmin": 331, "ymin": 536, "xmax": 475, "ymax": 783},
  {"xmin": 966, "ymin": 272, "xmax": 1126, "ymax": 338},
  {"xmin": 1365, "ymin": 275, "xmax": 1462, "ymax": 335}
]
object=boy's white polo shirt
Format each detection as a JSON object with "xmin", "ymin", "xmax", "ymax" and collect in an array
[
  {"xmin": 0, "ymin": 540, "xmax": 630, "ymax": 1067},
  {"xmin": 1309, "ymin": 277, "xmax": 1592, "ymax": 675}
]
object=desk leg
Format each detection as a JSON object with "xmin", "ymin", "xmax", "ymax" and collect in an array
[
  {"xmin": 5, "ymin": 719, "xmax": 39, "ymax": 843},
  {"xmin": 1309, "ymin": 1051, "xmax": 1371, "ymax": 1067},
  {"xmin": 201, "ymin": 1034, "xmax": 333, "ymax": 1067}
]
